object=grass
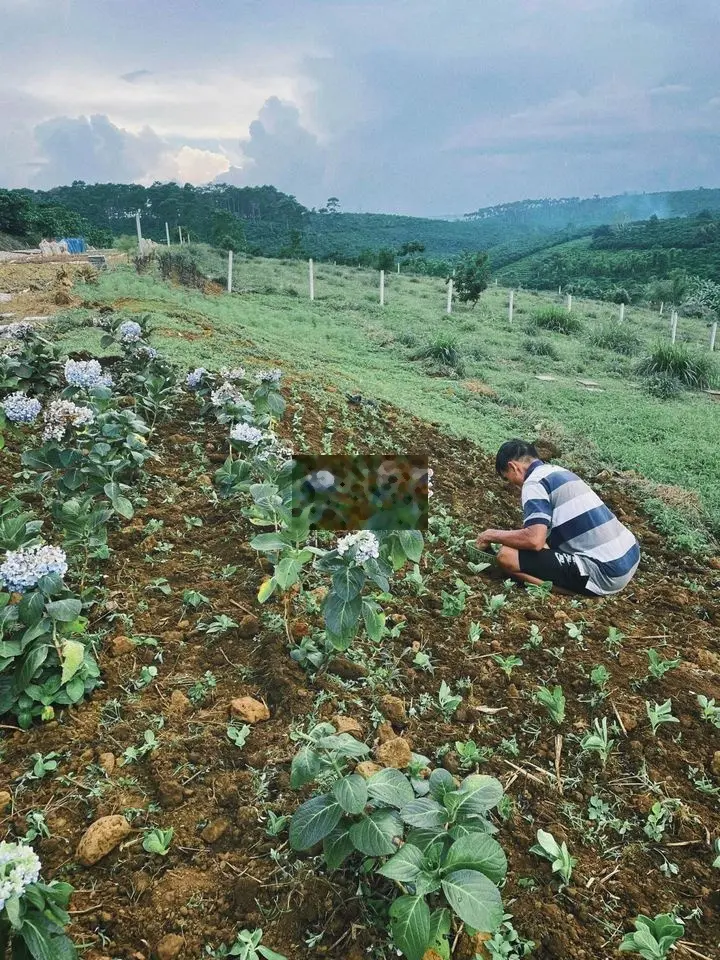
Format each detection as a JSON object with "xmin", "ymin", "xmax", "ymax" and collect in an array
[
  {"xmin": 532, "ymin": 306, "xmax": 583, "ymax": 335},
  {"xmin": 636, "ymin": 343, "xmax": 717, "ymax": 390},
  {"xmin": 587, "ymin": 321, "xmax": 641, "ymax": 356},
  {"xmin": 54, "ymin": 256, "xmax": 720, "ymax": 537}
]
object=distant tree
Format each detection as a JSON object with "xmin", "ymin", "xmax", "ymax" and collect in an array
[
  {"xmin": 0, "ymin": 189, "xmax": 33, "ymax": 236},
  {"xmin": 399, "ymin": 240, "xmax": 426, "ymax": 257},
  {"xmin": 326, "ymin": 197, "xmax": 341, "ymax": 214},
  {"xmin": 211, "ymin": 210, "xmax": 246, "ymax": 253},
  {"xmin": 450, "ymin": 251, "xmax": 491, "ymax": 306},
  {"xmin": 376, "ymin": 248, "xmax": 395, "ymax": 272},
  {"xmin": 592, "ymin": 224, "xmax": 613, "ymax": 239}
]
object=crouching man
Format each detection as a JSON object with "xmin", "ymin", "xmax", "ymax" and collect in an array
[{"xmin": 476, "ymin": 439, "xmax": 640, "ymax": 597}]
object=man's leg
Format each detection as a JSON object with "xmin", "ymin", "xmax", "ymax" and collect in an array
[
  {"xmin": 496, "ymin": 546, "xmax": 547, "ymax": 586},
  {"xmin": 497, "ymin": 546, "xmax": 591, "ymax": 597}
]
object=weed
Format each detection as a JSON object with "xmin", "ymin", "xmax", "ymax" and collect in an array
[
  {"xmin": 619, "ymin": 913, "xmax": 684, "ymax": 959},
  {"xmin": 535, "ymin": 685, "xmax": 566, "ymax": 725},
  {"xmin": 532, "ymin": 306, "xmax": 583, "ymax": 335},
  {"xmin": 530, "ymin": 829, "xmax": 576, "ymax": 884},
  {"xmin": 646, "ymin": 699, "xmax": 679, "ymax": 735}
]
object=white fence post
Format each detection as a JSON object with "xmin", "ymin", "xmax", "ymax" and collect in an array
[
  {"xmin": 165, "ymin": 222, "xmax": 170, "ymax": 246},
  {"xmin": 397, "ymin": 262, "xmax": 400, "ymax": 275},
  {"xmin": 619, "ymin": 302, "xmax": 625, "ymax": 322},
  {"xmin": 508, "ymin": 289, "xmax": 514, "ymax": 323},
  {"xmin": 710, "ymin": 321, "xmax": 717, "ymax": 352},
  {"xmin": 135, "ymin": 212, "xmax": 142, "ymax": 244},
  {"xmin": 659, "ymin": 301, "xmax": 664, "ymax": 315},
  {"xmin": 380, "ymin": 269, "xmax": 385, "ymax": 306},
  {"xmin": 446, "ymin": 279, "xmax": 453, "ymax": 315},
  {"xmin": 227, "ymin": 250, "xmax": 233, "ymax": 293},
  {"xmin": 671, "ymin": 311, "xmax": 678, "ymax": 344},
  {"xmin": 566, "ymin": 293, "xmax": 572, "ymax": 312},
  {"xmin": 309, "ymin": 259, "xmax": 315, "ymax": 301},
  {"xmin": 178, "ymin": 226, "xmax": 183, "ymax": 244}
]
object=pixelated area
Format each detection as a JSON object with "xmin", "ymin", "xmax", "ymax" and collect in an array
[{"xmin": 291, "ymin": 455, "xmax": 429, "ymax": 531}]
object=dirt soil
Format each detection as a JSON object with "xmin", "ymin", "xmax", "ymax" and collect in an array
[{"xmin": 1, "ymin": 325, "xmax": 719, "ymax": 960}]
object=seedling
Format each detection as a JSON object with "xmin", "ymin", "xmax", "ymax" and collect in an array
[
  {"xmin": 146, "ymin": 577, "xmax": 172, "ymax": 595},
  {"xmin": 643, "ymin": 799, "xmax": 680, "ymax": 842},
  {"xmin": 484, "ymin": 915, "xmax": 535, "ymax": 958},
  {"xmin": 485, "ymin": 593, "xmax": 508, "ymax": 617},
  {"xmin": 530, "ymin": 829, "xmax": 576, "ymax": 884},
  {"xmin": 526, "ymin": 580, "xmax": 553, "ymax": 601},
  {"xmin": 23, "ymin": 810, "xmax": 51, "ymax": 842},
  {"xmin": 143, "ymin": 827, "xmax": 174, "ymax": 856},
  {"xmin": 182, "ymin": 589, "xmax": 210, "ymax": 611},
  {"xmin": 206, "ymin": 927, "xmax": 287, "ymax": 960},
  {"xmin": 590, "ymin": 664, "xmax": 610, "ymax": 691},
  {"xmin": 440, "ymin": 579, "xmax": 471, "ymax": 617},
  {"xmin": 264, "ymin": 811, "xmax": 289, "ymax": 837},
  {"xmin": 454, "ymin": 739, "xmax": 491, "ymax": 770},
  {"xmin": 438, "ymin": 680, "xmax": 463, "ymax": 719},
  {"xmin": 605, "ymin": 626, "xmax": 625, "ymax": 652},
  {"xmin": 189, "ymin": 671, "xmax": 217, "ymax": 704},
  {"xmin": 25, "ymin": 752, "xmax": 61, "ymax": 780},
  {"xmin": 493, "ymin": 654, "xmax": 523, "ymax": 678},
  {"xmin": 645, "ymin": 649, "xmax": 680, "ymax": 681},
  {"xmin": 619, "ymin": 913, "xmax": 684, "ymax": 959},
  {"xmin": 523, "ymin": 624, "xmax": 543, "ymax": 649},
  {"xmin": 535, "ymin": 685, "xmax": 566, "ymax": 725},
  {"xmin": 289, "ymin": 722, "xmax": 369, "ymax": 789},
  {"xmin": 580, "ymin": 718, "xmax": 616, "ymax": 767},
  {"xmin": 121, "ymin": 729, "xmax": 159, "ymax": 765},
  {"xmin": 227, "ymin": 723, "xmax": 251, "ymax": 749},
  {"xmin": 412, "ymin": 649, "xmax": 435, "ymax": 673},
  {"xmin": 697, "ymin": 695, "xmax": 720, "ymax": 729},
  {"xmin": 565, "ymin": 621, "xmax": 585, "ymax": 644},
  {"xmin": 403, "ymin": 563, "xmax": 429, "ymax": 596},
  {"xmin": 131, "ymin": 665, "xmax": 157, "ymax": 690},
  {"xmin": 646, "ymin": 699, "xmax": 679, "ymax": 735},
  {"xmin": 199, "ymin": 614, "xmax": 239, "ymax": 637},
  {"xmin": 467, "ymin": 621, "xmax": 483, "ymax": 645}
]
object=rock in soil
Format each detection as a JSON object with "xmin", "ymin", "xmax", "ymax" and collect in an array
[
  {"xmin": 98, "ymin": 753, "xmax": 115, "ymax": 774},
  {"xmin": 168, "ymin": 690, "xmax": 191, "ymax": 716},
  {"xmin": 0, "ymin": 790, "xmax": 11, "ymax": 811},
  {"xmin": 711, "ymin": 751, "xmax": 720, "ymax": 778},
  {"xmin": 374, "ymin": 737, "xmax": 412, "ymax": 768},
  {"xmin": 201, "ymin": 818, "xmax": 231, "ymax": 844},
  {"xmin": 110, "ymin": 635, "xmax": 134, "ymax": 656},
  {"xmin": 328, "ymin": 656, "xmax": 368, "ymax": 680},
  {"xmin": 356, "ymin": 761, "xmax": 383, "ymax": 778},
  {"xmin": 229, "ymin": 697, "xmax": 270, "ymax": 723},
  {"xmin": 334, "ymin": 715, "xmax": 364, "ymax": 736},
  {"xmin": 237, "ymin": 614, "xmax": 261, "ymax": 638},
  {"xmin": 155, "ymin": 933, "xmax": 184, "ymax": 960},
  {"xmin": 379, "ymin": 694, "xmax": 407, "ymax": 724},
  {"xmin": 77, "ymin": 815, "xmax": 131, "ymax": 866}
]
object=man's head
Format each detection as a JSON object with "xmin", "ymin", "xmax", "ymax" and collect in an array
[{"xmin": 495, "ymin": 439, "xmax": 540, "ymax": 487}]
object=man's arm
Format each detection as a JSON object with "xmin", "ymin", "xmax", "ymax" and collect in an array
[{"xmin": 476, "ymin": 523, "xmax": 548, "ymax": 552}]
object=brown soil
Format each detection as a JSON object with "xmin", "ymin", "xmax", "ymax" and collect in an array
[{"xmin": 1, "ymin": 354, "xmax": 719, "ymax": 959}]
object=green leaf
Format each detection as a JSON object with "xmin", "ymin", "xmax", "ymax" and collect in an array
[
  {"xmin": 18, "ymin": 917, "xmax": 55, "ymax": 960},
  {"xmin": 331, "ymin": 565, "xmax": 365, "ymax": 601},
  {"xmin": 111, "ymin": 495, "xmax": 134, "ymax": 519},
  {"xmin": 19, "ymin": 590, "xmax": 45, "ymax": 625},
  {"xmin": 65, "ymin": 675, "xmax": 85, "ymax": 703},
  {"xmin": 376, "ymin": 843, "xmax": 424, "ymax": 882},
  {"xmin": 428, "ymin": 768, "xmax": 456, "ymax": 802},
  {"xmin": 400, "ymin": 797, "xmax": 448, "ymax": 830},
  {"xmin": 274, "ymin": 557, "xmax": 302, "ymax": 590},
  {"xmin": 60, "ymin": 639, "xmax": 85, "ymax": 685},
  {"xmin": 257, "ymin": 577, "xmax": 277, "ymax": 603},
  {"xmin": 442, "ymin": 834, "xmax": 507, "ymax": 884},
  {"xmin": 332, "ymin": 774, "xmax": 368, "ymax": 815},
  {"xmin": 362, "ymin": 598, "xmax": 385, "ymax": 642},
  {"xmin": 349, "ymin": 809, "xmax": 403, "ymax": 856},
  {"xmin": 323, "ymin": 591, "xmax": 362, "ymax": 638},
  {"xmin": 250, "ymin": 532, "xmax": 292, "ymax": 552},
  {"xmin": 367, "ymin": 768, "xmax": 415, "ymax": 809},
  {"xmin": 398, "ymin": 529, "xmax": 424, "ymax": 562},
  {"xmin": 257, "ymin": 946, "xmax": 288, "ymax": 960},
  {"xmin": 440, "ymin": 869, "xmax": 504, "ymax": 933},
  {"xmin": 15, "ymin": 646, "xmax": 49, "ymax": 692},
  {"xmin": 45, "ymin": 598, "xmax": 82, "ymax": 623},
  {"xmin": 5, "ymin": 894, "xmax": 21, "ymax": 928},
  {"xmin": 289, "ymin": 745, "xmax": 324, "ymax": 789},
  {"xmin": 323, "ymin": 823, "xmax": 356, "ymax": 869},
  {"xmin": 289, "ymin": 794, "xmax": 343, "ymax": 850},
  {"xmin": 445, "ymin": 775, "xmax": 504, "ymax": 821},
  {"xmin": 389, "ymin": 895, "xmax": 431, "ymax": 960}
]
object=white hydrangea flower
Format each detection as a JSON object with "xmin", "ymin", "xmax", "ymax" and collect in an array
[
  {"xmin": 64, "ymin": 359, "xmax": 113, "ymax": 390},
  {"xmin": 42, "ymin": 399, "xmax": 94, "ymax": 442},
  {"xmin": 186, "ymin": 367, "xmax": 207, "ymax": 389},
  {"xmin": 0, "ymin": 321, "xmax": 34, "ymax": 340},
  {"xmin": 336, "ymin": 530, "xmax": 380, "ymax": 564},
  {"xmin": 428, "ymin": 466, "xmax": 434, "ymax": 498},
  {"xmin": 137, "ymin": 345, "xmax": 158, "ymax": 359},
  {"xmin": 0, "ymin": 841, "xmax": 42, "ymax": 910},
  {"xmin": 0, "ymin": 544, "xmax": 68, "ymax": 593},
  {"xmin": 220, "ymin": 367, "xmax": 245, "ymax": 382},
  {"xmin": 253, "ymin": 368, "xmax": 282, "ymax": 384},
  {"xmin": 118, "ymin": 320, "xmax": 143, "ymax": 342},
  {"xmin": 1, "ymin": 392, "xmax": 42, "ymax": 423},
  {"xmin": 211, "ymin": 382, "xmax": 248, "ymax": 408},
  {"xmin": 229, "ymin": 423, "xmax": 266, "ymax": 446}
]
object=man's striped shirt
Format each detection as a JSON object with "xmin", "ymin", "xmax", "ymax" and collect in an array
[{"xmin": 522, "ymin": 459, "xmax": 640, "ymax": 595}]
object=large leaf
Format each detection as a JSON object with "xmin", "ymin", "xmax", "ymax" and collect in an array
[
  {"xmin": 400, "ymin": 797, "xmax": 448, "ymax": 830},
  {"xmin": 331, "ymin": 566, "xmax": 365, "ymax": 601},
  {"xmin": 323, "ymin": 823, "xmax": 356, "ymax": 869},
  {"xmin": 289, "ymin": 794, "xmax": 343, "ymax": 850},
  {"xmin": 376, "ymin": 843, "xmax": 424, "ymax": 882},
  {"xmin": 349, "ymin": 809, "xmax": 403, "ymax": 856},
  {"xmin": 440, "ymin": 869, "xmax": 504, "ymax": 933},
  {"xmin": 398, "ymin": 530, "xmax": 424, "ymax": 562},
  {"xmin": 445, "ymin": 775, "xmax": 504, "ymax": 821},
  {"xmin": 250, "ymin": 532, "xmax": 292, "ymax": 552},
  {"xmin": 45, "ymin": 599, "xmax": 82, "ymax": 623},
  {"xmin": 257, "ymin": 577, "xmax": 277, "ymax": 603},
  {"xmin": 442, "ymin": 834, "xmax": 507, "ymax": 884},
  {"xmin": 19, "ymin": 591, "xmax": 45, "ymax": 625},
  {"xmin": 289, "ymin": 746, "xmax": 324, "ymax": 789},
  {"xmin": 428, "ymin": 768, "xmax": 456, "ymax": 802},
  {"xmin": 315, "ymin": 734, "xmax": 369, "ymax": 758},
  {"xmin": 367, "ymin": 768, "xmax": 415, "ymax": 809},
  {"xmin": 362, "ymin": 598, "xmax": 385, "ymax": 642},
  {"xmin": 389, "ymin": 895, "xmax": 431, "ymax": 960},
  {"xmin": 323, "ymin": 591, "xmax": 362, "ymax": 638},
  {"xmin": 332, "ymin": 774, "xmax": 368, "ymax": 815},
  {"xmin": 274, "ymin": 557, "xmax": 302, "ymax": 590},
  {"xmin": 60, "ymin": 639, "xmax": 86, "ymax": 685},
  {"xmin": 15, "ymin": 645, "xmax": 49, "ymax": 692}
]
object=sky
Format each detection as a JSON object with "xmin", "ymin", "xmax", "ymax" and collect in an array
[{"xmin": 0, "ymin": 0, "xmax": 718, "ymax": 216}]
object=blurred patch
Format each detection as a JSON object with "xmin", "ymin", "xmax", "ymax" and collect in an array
[{"xmin": 292, "ymin": 455, "xmax": 429, "ymax": 531}]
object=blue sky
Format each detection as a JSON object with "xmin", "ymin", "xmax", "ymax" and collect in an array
[{"xmin": 0, "ymin": 0, "xmax": 718, "ymax": 214}]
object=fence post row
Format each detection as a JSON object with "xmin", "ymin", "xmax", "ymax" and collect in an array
[{"xmin": 165, "ymin": 222, "xmax": 171, "ymax": 246}]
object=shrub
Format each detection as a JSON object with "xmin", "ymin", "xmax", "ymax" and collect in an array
[
  {"xmin": 411, "ymin": 332, "xmax": 465, "ymax": 374},
  {"xmin": 532, "ymin": 307, "xmax": 582, "ymax": 335},
  {"xmin": 397, "ymin": 331, "xmax": 418, "ymax": 347},
  {"xmin": 643, "ymin": 373, "xmax": 683, "ymax": 400},
  {"xmin": 588, "ymin": 322, "xmax": 641, "ymax": 356},
  {"xmin": 636, "ymin": 343, "xmax": 716, "ymax": 390},
  {"xmin": 523, "ymin": 337, "xmax": 559, "ymax": 360}
]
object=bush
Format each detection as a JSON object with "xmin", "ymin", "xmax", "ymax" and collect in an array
[
  {"xmin": 411, "ymin": 332, "xmax": 466, "ymax": 375},
  {"xmin": 524, "ymin": 337, "xmax": 560, "ymax": 360},
  {"xmin": 643, "ymin": 372, "xmax": 684, "ymax": 399},
  {"xmin": 532, "ymin": 306, "xmax": 582, "ymax": 335},
  {"xmin": 588, "ymin": 322, "xmax": 641, "ymax": 356},
  {"xmin": 636, "ymin": 343, "xmax": 716, "ymax": 389}
]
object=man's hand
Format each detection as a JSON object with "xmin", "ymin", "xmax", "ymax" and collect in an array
[{"xmin": 475, "ymin": 530, "xmax": 496, "ymax": 552}]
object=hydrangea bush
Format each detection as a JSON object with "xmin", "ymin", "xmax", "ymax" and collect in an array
[
  {"xmin": 0, "ymin": 322, "xmax": 34, "ymax": 341},
  {"xmin": 41, "ymin": 400, "xmax": 94, "ymax": 442},
  {"xmin": 0, "ymin": 334, "xmax": 61, "ymax": 397},
  {"xmin": 0, "ymin": 841, "xmax": 77, "ymax": 959},
  {"xmin": 118, "ymin": 320, "xmax": 142, "ymax": 343}
]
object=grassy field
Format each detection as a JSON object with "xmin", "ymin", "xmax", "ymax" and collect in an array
[{"xmin": 56, "ymin": 255, "xmax": 720, "ymax": 541}]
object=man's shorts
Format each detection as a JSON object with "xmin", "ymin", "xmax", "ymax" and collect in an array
[{"xmin": 518, "ymin": 549, "xmax": 595, "ymax": 596}]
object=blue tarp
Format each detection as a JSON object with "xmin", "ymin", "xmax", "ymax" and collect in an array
[{"xmin": 59, "ymin": 237, "xmax": 86, "ymax": 253}]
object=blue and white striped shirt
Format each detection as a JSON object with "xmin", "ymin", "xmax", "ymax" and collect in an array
[{"xmin": 522, "ymin": 460, "xmax": 640, "ymax": 595}]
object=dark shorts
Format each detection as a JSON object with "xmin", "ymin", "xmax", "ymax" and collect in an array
[{"xmin": 518, "ymin": 549, "xmax": 595, "ymax": 596}]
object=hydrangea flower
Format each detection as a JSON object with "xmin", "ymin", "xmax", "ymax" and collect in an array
[
  {"xmin": 229, "ymin": 423, "xmax": 266, "ymax": 446},
  {"xmin": 336, "ymin": 531, "xmax": 380, "ymax": 565},
  {"xmin": 220, "ymin": 367, "xmax": 245, "ymax": 382},
  {"xmin": 137, "ymin": 345, "xmax": 158, "ymax": 360},
  {"xmin": 186, "ymin": 367, "xmax": 208, "ymax": 390},
  {"xmin": 211, "ymin": 382, "xmax": 247, "ymax": 407},
  {"xmin": 0, "ymin": 841, "xmax": 42, "ymax": 911},
  {"xmin": 0, "ymin": 321, "xmax": 34, "ymax": 340},
  {"xmin": 1, "ymin": 392, "xmax": 42, "ymax": 423},
  {"xmin": 0, "ymin": 544, "xmax": 68, "ymax": 593},
  {"xmin": 118, "ymin": 320, "xmax": 143, "ymax": 343},
  {"xmin": 64, "ymin": 359, "xmax": 113, "ymax": 390},
  {"xmin": 428, "ymin": 466, "xmax": 434, "ymax": 498},
  {"xmin": 42, "ymin": 399, "xmax": 94, "ymax": 442},
  {"xmin": 254, "ymin": 368, "xmax": 282, "ymax": 384}
]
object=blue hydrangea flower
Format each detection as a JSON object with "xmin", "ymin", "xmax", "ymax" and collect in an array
[
  {"xmin": 0, "ymin": 544, "xmax": 68, "ymax": 593},
  {"xmin": 211, "ymin": 382, "xmax": 248, "ymax": 408},
  {"xmin": 118, "ymin": 320, "xmax": 143, "ymax": 343},
  {"xmin": 0, "ymin": 841, "xmax": 42, "ymax": 911},
  {"xmin": 229, "ymin": 423, "xmax": 266, "ymax": 446},
  {"xmin": 137, "ymin": 345, "xmax": 158, "ymax": 359},
  {"xmin": 186, "ymin": 368, "xmax": 208, "ymax": 390},
  {"xmin": 336, "ymin": 531, "xmax": 380, "ymax": 564},
  {"xmin": 1, "ymin": 392, "xmax": 42, "ymax": 423},
  {"xmin": 254, "ymin": 368, "xmax": 282, "ymax": 384},
  {"xmin": 64, "ymin": 359, "xmax": 113, "ymax": 390}
]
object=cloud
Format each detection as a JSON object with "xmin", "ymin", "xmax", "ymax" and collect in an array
[{"xmin": 121, "ymin": 69, "xmax": 153, "ymax": 84}]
